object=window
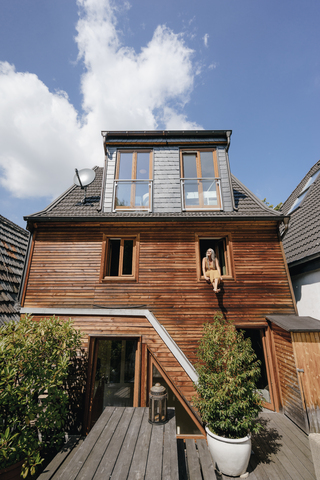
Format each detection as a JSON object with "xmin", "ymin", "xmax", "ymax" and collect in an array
[
  {"xmin": 288, "ymin": 170, "xmax": 320, "ymax": 214},
  {"xmin": 100, "ymin": 236, "xmax": 139, "ymax": 282},
  {"xmin": 196, "ymin": 236, "xmax": 233, "ymax": 279},
  {"xmin": 114, "ymin": 150, "xmax": 153, "ymax": 211},
  {"xmin": 180, "ymin": 149, "xmax": 222, "ymax": 210}
]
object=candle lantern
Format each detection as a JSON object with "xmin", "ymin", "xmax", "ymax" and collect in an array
[{"xmin": 149, "ymin": 383, "xmax": 167, "ymax": 424}]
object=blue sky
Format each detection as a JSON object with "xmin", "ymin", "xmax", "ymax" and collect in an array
[{"xmin": 0, "ymin": 0, "xmax": 319, "ymax": 228}]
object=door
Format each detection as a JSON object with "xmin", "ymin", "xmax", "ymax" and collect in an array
[
  {"xmin": 242, "ymin": 328, "xmax": 275, "ymax": 410},
  {"xmin": 87, "ymin": 337, "xmax": 140, "ymax": 429}
]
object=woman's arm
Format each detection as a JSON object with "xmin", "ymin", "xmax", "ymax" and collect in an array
[{"xmin": 202, "ymin": 257, "xmax": 209, "ymax": 280}]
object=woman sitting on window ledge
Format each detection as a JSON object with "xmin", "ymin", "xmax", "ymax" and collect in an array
[{"xmin": 202, "ymin": 248, "xmax": 222, "ymax": 293}]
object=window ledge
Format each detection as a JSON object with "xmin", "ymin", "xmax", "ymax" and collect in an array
[{"xmin": 101, "ymin": 276, "xmax": 137, "ymax": 283}]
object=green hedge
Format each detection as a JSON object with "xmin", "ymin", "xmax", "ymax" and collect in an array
[{"xmin": 0, "ymin": 315, "xmax": 86, "ymax": 477}]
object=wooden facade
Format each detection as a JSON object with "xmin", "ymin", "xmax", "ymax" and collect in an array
[{"xmin": 21, "ymin": 218, "xmax": 298, "ymax": 431}]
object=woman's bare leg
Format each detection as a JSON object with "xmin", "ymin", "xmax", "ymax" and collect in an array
[{"xmin": 213, "ymin": 278, "xmax": 221, "ymax": 293}]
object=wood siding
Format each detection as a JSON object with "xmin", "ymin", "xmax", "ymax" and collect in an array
[
  {"xmin": 23, "ymin": 220, "xmax": 296, "ymax": 406},
  {"xmin": 292, "ymin": 331, "xmax": 320, "ymax": 433},
  {"xmin": 271, "ymin": 323, "xmax": 308, "ymax": 432}
]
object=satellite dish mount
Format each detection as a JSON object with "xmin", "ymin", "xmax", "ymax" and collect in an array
[{"xmin": 74, "ymin": 168, "xmax": 96, "ymax": 204}]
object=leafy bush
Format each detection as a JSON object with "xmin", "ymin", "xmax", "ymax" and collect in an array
[
  {"xmin": 0, "ymin": 315, "xmax": 86, "ymax": 477},
  {"xmin": 194, "ymin": 313, "xmax": 263, "ymax": 439}
]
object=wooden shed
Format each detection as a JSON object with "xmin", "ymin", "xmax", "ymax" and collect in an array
[{"xmin": 267, "ymin": 314, "xmax": 320, "ymax": 433}]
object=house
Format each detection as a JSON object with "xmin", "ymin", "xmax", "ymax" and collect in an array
[
  {"xmin": 281, "ymin": 160, "xmax": 320, "ymax": 320},
  {"xmin": 0, "ymin": 215, "xmax": 29, "ymax": 326},
  {"xmin": 20, "ymin": 130, "xmax": 304, "ymax": 436}
]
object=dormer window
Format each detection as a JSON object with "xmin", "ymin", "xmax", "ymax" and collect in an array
[
  {"xmin": 180, "ymin": 149, "xmax": 222, "ymax": 210},
  {"xmin": 288, "ymin": 170, "xmax": 320, "ymax": 214},
  {"xmin": 114, "ymin": 150, "xmax": 153, "ymax": 211}
]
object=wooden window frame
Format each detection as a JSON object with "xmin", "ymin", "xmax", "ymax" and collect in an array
[
  {"xmin": 114, "ymin": 150, "xmax": 153, "ymax": 211},
  {"xmin": 100, "ymin": 234, "xmax": 140, "ymax": 283},
  {"xmin": 180, "ymin": 148, "xmax": 222, "ymax": 210},
  {"xmin": 195, "ymin": 234, "xmax": 234, "ymax": 281}
]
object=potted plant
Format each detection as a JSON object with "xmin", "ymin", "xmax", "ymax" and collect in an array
[
  {"xmin": 0, "ymin": 315, "xmax": 85, "ymax": 478},
  {"xmin": 194, "ymin": 313, "xmax": 263, "ymax": 477}
]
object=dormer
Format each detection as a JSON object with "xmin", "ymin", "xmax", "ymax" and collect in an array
[{"xmin": 102, "ymin": 130, "xmax": 234, "ymax": 214}]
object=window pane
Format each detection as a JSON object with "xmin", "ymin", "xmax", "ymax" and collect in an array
[
  {"xmin": 182, "ymin": 153, "xmax": 197, "ymax": 178},
  {"xmin": 183, "ymin": 179, "xmax": 199, "ymax": 206},
  {"xmin": 200, "ymin": 151, "xmax": 215, "ymax": 177},
  {"xmin": 115, "ymin": 183, "xmax": 131, "ymax": 207},
  {"xmin": 135, "ymin": 182, "xmax": 149, "ymax": 207},
  {"xmin": 122, "ymin": 240, "xmax": 133, "ymax": 275},
  {"xmin": 118, "ymin": 152, "xmax": 133, "ymax": 179},
  {"xmin": 108, "ymin": 239, "xmax": 120, "ymax": 276},
  {"xmin": 201, "ymin": 179, "xmax": 218, "ymax": 206},
  {"xmin": 152, "ymin": 365, "xmax": 201, "ymax": 435},
  {"xmin": 136, "ymin": 152, "xmax": 150, "ymax": 179},
  {"xmin": 217, "ymin": 239, "xmax": 226, "ymax": 275}
]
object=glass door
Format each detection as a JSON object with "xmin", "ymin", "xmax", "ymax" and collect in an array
[{"xmin": 89, "ymin": 338, "xmax": 138, "ymax": 428}]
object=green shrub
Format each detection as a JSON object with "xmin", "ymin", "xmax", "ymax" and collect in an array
[
  {"xmin": 0, "ymin": 315, "xmax": 86, "ymax": 477},
  {"xmin": 194, "ymin": 313, "xmax": 263, "ymax": 439}
]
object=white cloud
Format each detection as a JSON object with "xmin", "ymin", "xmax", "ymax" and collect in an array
[
  {"xmin": 203, "ymin": 33, "xmax": 209, "ymax": 48},
  {"xmin": 0, "ymin": 62, "xmax": 90, "ymax": 198},
  {"xmin": 0, "ymin": 0, "xmax": 202, "ymax": 200}
]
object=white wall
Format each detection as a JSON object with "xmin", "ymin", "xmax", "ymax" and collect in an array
[{"xmin": 292, "ymin": 269, "xmax": 320, "ymax": 320}]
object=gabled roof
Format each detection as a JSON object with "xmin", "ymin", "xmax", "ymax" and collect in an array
[
  {"xmin": 0, "ymin": 215, "xmax": 29, "ymax": 326},
  {"xmin": 24, "ymin": 167, "xmax": 282, "ymax": 222},
  {"xmin": 281, "ymin": 160, "xmax": 320, "ymax": 266}
]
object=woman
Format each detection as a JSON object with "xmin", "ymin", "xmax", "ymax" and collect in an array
[{"xmin": 202, "ymin": 248, "xmax": 222, "ymax": 293}]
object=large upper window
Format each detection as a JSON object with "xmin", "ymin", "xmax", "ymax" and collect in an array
[
  {"xmin": 180, "ymin": 149, "xmax": 222, "ymax": 210},
  {"xmin": 114, "ymin": 150, "xmax": 153, "ymax": 211}
]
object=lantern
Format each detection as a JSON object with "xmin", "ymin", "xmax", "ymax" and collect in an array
[{"xmin": 149, "ymin": 383, "xmax": 167, "ymax": 424}]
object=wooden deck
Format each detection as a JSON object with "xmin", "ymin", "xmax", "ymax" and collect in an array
[
  {"xmin": 38, "ymin": 410, "xmax": 317, "ymax": 480},
  {"xmin": 39, "ymin": 407, "xmax": 180, "ymax": 480}
]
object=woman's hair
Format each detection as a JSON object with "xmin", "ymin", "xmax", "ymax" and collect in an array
[{"xmin": 206, "ymin": 248, "xmax": 215, "ymax": 269}]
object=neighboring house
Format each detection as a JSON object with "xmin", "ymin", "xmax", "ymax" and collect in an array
[
  {"xmin": 279, "ymin": 160, "xmax": 320, "ymax": 433},
  {"xmin": 281, "ymin": 160, "xmax": 320, "ymax": 320},
  {"xmin": 0, "ymin": 215, "xmax": 29, "ymax": 326},
  {"xmin": 21, "ymin": 130, "xmax": 307, "ymax": 435}
]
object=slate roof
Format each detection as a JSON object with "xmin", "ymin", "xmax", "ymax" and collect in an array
[
  {"xmin": 0, "ymin": 215, "xmax": 29, "ymax": 326},
  {"xmin": 281, "ymin": 160, "xmax": 320, "ymax": 266},
  {"xmin": 24, "ymin": 166, "xmax": 282, "ymax": 222}
]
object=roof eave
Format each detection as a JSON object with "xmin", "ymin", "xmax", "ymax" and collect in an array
[{"xmin": 24, "ymin": 213, "xmax": 286, "ymax": 224}]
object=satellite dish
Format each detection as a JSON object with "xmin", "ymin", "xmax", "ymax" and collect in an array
[
  {"xmin": 73, "ymin": 168, "xmax": 96, "ymax": 203},
  {"xmin": 74, "ymin": 168, "xmax": 96, "ymax": 188}
]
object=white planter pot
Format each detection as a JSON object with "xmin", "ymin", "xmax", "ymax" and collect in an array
[{"xmin": 205, "ymin": 426, "xmax": 251, "ymax": 477}]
